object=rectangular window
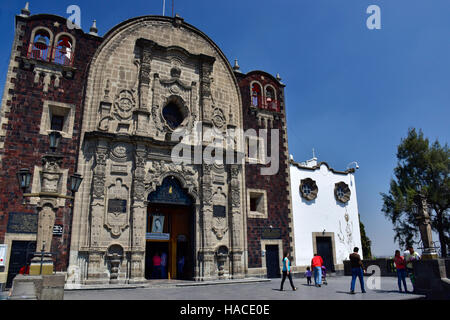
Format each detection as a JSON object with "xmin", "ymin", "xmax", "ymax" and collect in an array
[
  {"xmin": 246, "ymin": 136, "xmax": 266, "ymax": 164},
  {"xmin": 247, "ymin": 189, "xmax": 268, "ymax": 219},
  {"xmin": 250, "ymin": 196, "xmax": 258, "ymax": 212},
  {"xmin": 40, "ymin": 101, "xmax": 75, "ymax": 139},
  {"xmin": 50, "ymin": 115, "xmax": 65, "ymax": 131}
]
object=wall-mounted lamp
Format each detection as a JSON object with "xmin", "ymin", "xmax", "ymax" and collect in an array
[{"xmin": 347, "ymin": 161, "xmax": 359, "ymax": 170}]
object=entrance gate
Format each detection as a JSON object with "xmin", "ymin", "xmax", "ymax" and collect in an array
[{"xmin": 146, "ymin": 176, "xmax": 194, "ymax": 280}]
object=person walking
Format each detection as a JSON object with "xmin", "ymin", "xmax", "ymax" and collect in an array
[
  {"xmin": 349, "ymin": 247, "xmax": 366, "ymax": 294},
  {"xmin": 404, "ymin": 246, "xmax": 420, "ymax": 292},
  {"xmin": 305, "ymin": 267, "xmax": 312, "ymax": 286},
  {"xmin": 394, "ymin": 250, "xmax": 408, "ymax": 293},
  {"xmin": 160, "ymin": 251, "xmax": 168, "ymax": 279},
  {"xmin": 311, "ymin": 253, "xmax": 323, "ymax": 287},
  {"xmin": 280, "ymin": 251, "xmax": 297, "ymax": 291}
]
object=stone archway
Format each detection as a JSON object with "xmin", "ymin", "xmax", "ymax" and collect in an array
[{"xmin": 145, "ymin": 176, "xmax": 196, "ymax": 280}]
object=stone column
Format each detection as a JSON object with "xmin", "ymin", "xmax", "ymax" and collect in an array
[
  {"xmin": 30, "ymin": 154, "xmax": 63, "ymax": 275},
  {"xmin": 86, "ymin": 140, "xmax": 109, "ymax": 282},
  {"xmin": 229, "ymin": 164, "xmax": 244, "ymax": 278},
  {"xmin": 134, "ymin": 40, "xmax": 153, "ymax": 136},
  {"xmin": 129, "ymin": 144, "xmax": 147, "ymax": 283},
  {"xmin": 199, "ymin": 55, "xmax": 215, "ymax": 122},
  {"xmin": 415, "ymin": 194, "xmax": 439, "ymax": 260},
  {"xmin": 199, "ymin": 163, "xmax": 216, "ymax": 280}
]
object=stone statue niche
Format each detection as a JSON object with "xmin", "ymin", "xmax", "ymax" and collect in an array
[
  {"xmin": 215, "ymin": 245, "xmax": 229, "ymax": 279},
  {"xmin": 107, "ymin": 244, "xmax": 124, "ymax": 284}
]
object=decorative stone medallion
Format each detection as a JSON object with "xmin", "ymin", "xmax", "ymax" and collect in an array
[
  {"xmin": 113, "ymin": 90, "xmax": 136, "ymax": 120},
  {"xmin": 111, "ymin": 142, "xmax": 131, "ymax": 162},
  {"xmin": 212, "ymin": 108, "xmax": 226, "ymax": 129}
]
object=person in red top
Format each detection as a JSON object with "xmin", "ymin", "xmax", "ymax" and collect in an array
[
  {"xmin": 394, "ymin": 250, "xmax": 408, "ymax": 293},
  {"xmin": 18, "ymin": 265, "xmax": 30, "ymax": 275},
  {"xmin": 152, "ymin": 252, "xmax": 162, "ymax": 279},
  {"xmin": 311, "ymin": 253, "xmax": 323, "ymax": 287}
]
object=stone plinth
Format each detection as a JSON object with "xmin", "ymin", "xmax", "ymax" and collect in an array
[
  {"xmin": 9, "ymin": 274, "xmax": 65, "ymax": 300},
  {"xmin": 413, "ymin": 259, "xmax": 450, "ymax": 300}
]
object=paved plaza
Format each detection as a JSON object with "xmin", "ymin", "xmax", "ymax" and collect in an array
[{"xmin": 64, "ymin": 276, "xmax": 425, "ymax": 300}]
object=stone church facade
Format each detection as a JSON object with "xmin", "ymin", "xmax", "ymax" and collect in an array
[{"xmin": 0, "ymin": 5, "xmax": 293, "ymax": 287}]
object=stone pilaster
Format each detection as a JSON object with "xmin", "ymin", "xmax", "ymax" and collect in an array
[
  {"xmin": 129, "ymin": 144, "xmax": 147, "ymax": 282},
  {"xmin": 229, "ymin": 164, "xmax": 244, "ymax": 278},
  {"xmin": 86, "ymin": 140, "xmax": 109, "ymax": 281},
  {"xmin": 199, "ymin": 55, "xmax": 215, "ymax": 122}
]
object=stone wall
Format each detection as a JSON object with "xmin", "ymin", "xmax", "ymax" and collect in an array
[
  {"xmin": 236, "ymin": 71, "xmax": 294, "ymax": 272},
  {"xmin": 68, "ymin": 16, "xmax": 246, "ymax": 284},
  {"xmin": 0, "ymin": 14, "xmax": 102, "ymax": 272}
]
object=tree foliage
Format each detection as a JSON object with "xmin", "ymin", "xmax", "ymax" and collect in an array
[
  {"xmin": 359, "ymin": 214, "xmax": 372, "ymax": 259},
  {"xmin": 381, "ymin": 128, "xmax": 449, "ymax": 257}
]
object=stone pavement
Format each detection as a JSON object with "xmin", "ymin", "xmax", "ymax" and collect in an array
[{"xmin": 64, "ymin": 276, "xmax": 425, "ymax": 300}]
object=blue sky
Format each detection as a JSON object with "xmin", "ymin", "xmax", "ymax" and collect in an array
[{"xmin": 1, "ymin": 1, "xmax": 449, "ymax": 257}]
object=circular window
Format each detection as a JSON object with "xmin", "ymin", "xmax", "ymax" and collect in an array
[
  {"xmin": 334, "ymin": 182, "xmax": 351, "ymax": 203},
  {"xmin": 163, "ymin": 102, "xmax": 185, "ymax": 130},
  {"xmin": 299, "ymin": 178, "xmax": 318, "ymax": 201}
]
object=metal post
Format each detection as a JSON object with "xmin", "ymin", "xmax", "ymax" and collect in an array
[{"xmin": 39, "ymin": 249, "xmax": 44, "ymax": 275}]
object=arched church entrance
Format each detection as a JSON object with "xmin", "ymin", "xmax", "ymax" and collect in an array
[{"xmin": 145, "ymin": 176, "xmax": 195, "ymax": 280}]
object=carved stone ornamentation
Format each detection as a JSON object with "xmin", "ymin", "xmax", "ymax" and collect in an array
[
  {"xmin": 212, "ymin": 217, "xmax": 228, "ymax": 240},
  {"xmin": 36, "ymin": 204, "xmax": 56, "ymax": 253},
  {"xmin": 211, "ymin": 187, "xmax": 228, "ymax": 240},
  {"xmin": 113, "ymin": 90, "xmax": 136, "ymax": 120},
  {"xmin": 105, "ymin": 178, "xmax": 129, "ymax": 237},
  {"xmin": 110, "ymin": 142, "xmax": 131, "ymax": 162},
  {"xmin": 212, "ymin": 107, "xmax": 226, "ymax": 129},
  {"xmin": 145, "ymin": 160, "xmax": 199, "ymax": 199}
]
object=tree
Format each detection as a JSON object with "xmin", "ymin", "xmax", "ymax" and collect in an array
[
  {"xmin": 359, "ymin": 214, "xmax": 373, "ymax": 259},
  {"xmin": 381, "ymin": 128, "xmax": 450, "ymax": 257}
]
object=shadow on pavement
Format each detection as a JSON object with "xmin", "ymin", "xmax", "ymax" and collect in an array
[{"xmin": 335, "ymin": 291, "xmax": 355, "ymax": 295}]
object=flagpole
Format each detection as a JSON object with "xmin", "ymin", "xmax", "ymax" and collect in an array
[{"xmin": 163, "ymin": 0, "xmax": 166, "ymax": 16}]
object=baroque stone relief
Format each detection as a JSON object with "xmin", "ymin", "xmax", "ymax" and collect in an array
[
  {"xmin": 338, "ymin": 209, "xmax": 354, "ymax": 254},
  {"xmin": 113, "ymin": 89, "xmax": 136, "ymax": 121},
  {"xmin": 110, "ymin": 142, "xmax": 132, "ymax": 163},
  {"xmin": 211, "ymin": 187, "xmax": 228, "ymax": 240},
  {"xmin": 145, "ymin": 160, "xmax": 199, "ymax": 199},
  {"xmin": 105, "ymin": 178, "xmax": 130, "ymax": 237}
]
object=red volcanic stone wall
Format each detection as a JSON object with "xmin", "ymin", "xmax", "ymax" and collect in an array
[
  {"xmin": 237, "ymin": 72, "xmax": 292, "ymax": 268},
  {"xmin": 0, "ymin": 15, "xmax": 102, "ymax": 271}
]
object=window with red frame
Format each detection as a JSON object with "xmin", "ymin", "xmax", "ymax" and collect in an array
[
  {"xmin": 251, "ymin": 83, "xmax": 262, "ymax": 107},
  {"xmin": 54, "ymin": 36, "xmax": 73, "ymax": 66},
  {"xmin": 265, "ymin": 86, "xmax": 276, "ymax": 110},
  {"xmin": 30, "ymin": 30, "xmax": 51, "ymax": 62}
]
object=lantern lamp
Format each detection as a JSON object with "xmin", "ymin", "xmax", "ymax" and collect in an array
[
  {"xmin": 17, "ymin": 168, "xmax": 31, "ymax": 192},
  {"xmin": 69, "ymin": 173, "xmax": 83, "ymax": 194},
  {"xmin": 49, "ymin": 131, "xmax": 62, "ymax": 152}
]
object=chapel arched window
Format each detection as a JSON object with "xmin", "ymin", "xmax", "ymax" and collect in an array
[
  {"xmin": 53, "ymin": 36, "xmax": 74, "ymax": 66},
  {"xmin": 265, "ymin": 86, "xmax": 277, "ymax": 111},
  {"xmin": 29, "ymin": 30, "xmax": 51, "ymax": 62},
  {"xmin": 251, "ymin": 83, "xmax": 262, "ymax": 108}
]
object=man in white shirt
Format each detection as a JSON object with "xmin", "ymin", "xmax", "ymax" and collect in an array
[{"xmin": 404, "ymin": 246, "xmax": 420, "ymax": 292}]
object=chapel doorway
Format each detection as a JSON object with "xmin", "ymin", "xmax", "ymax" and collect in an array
[
  {"xmin": 6, "ymin": 241, "xmax": 36, "ymax": 288},
  {"xmin": 265, "ymin": 245, "xmax": 281, "ymax": 278},
  {"xmin": 145, "ymin": 176, "xmax": 195, "ymax": 280},
  {"xmin": 316, "ymin": 236, "xmax": 335, "ymax": 272}
]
